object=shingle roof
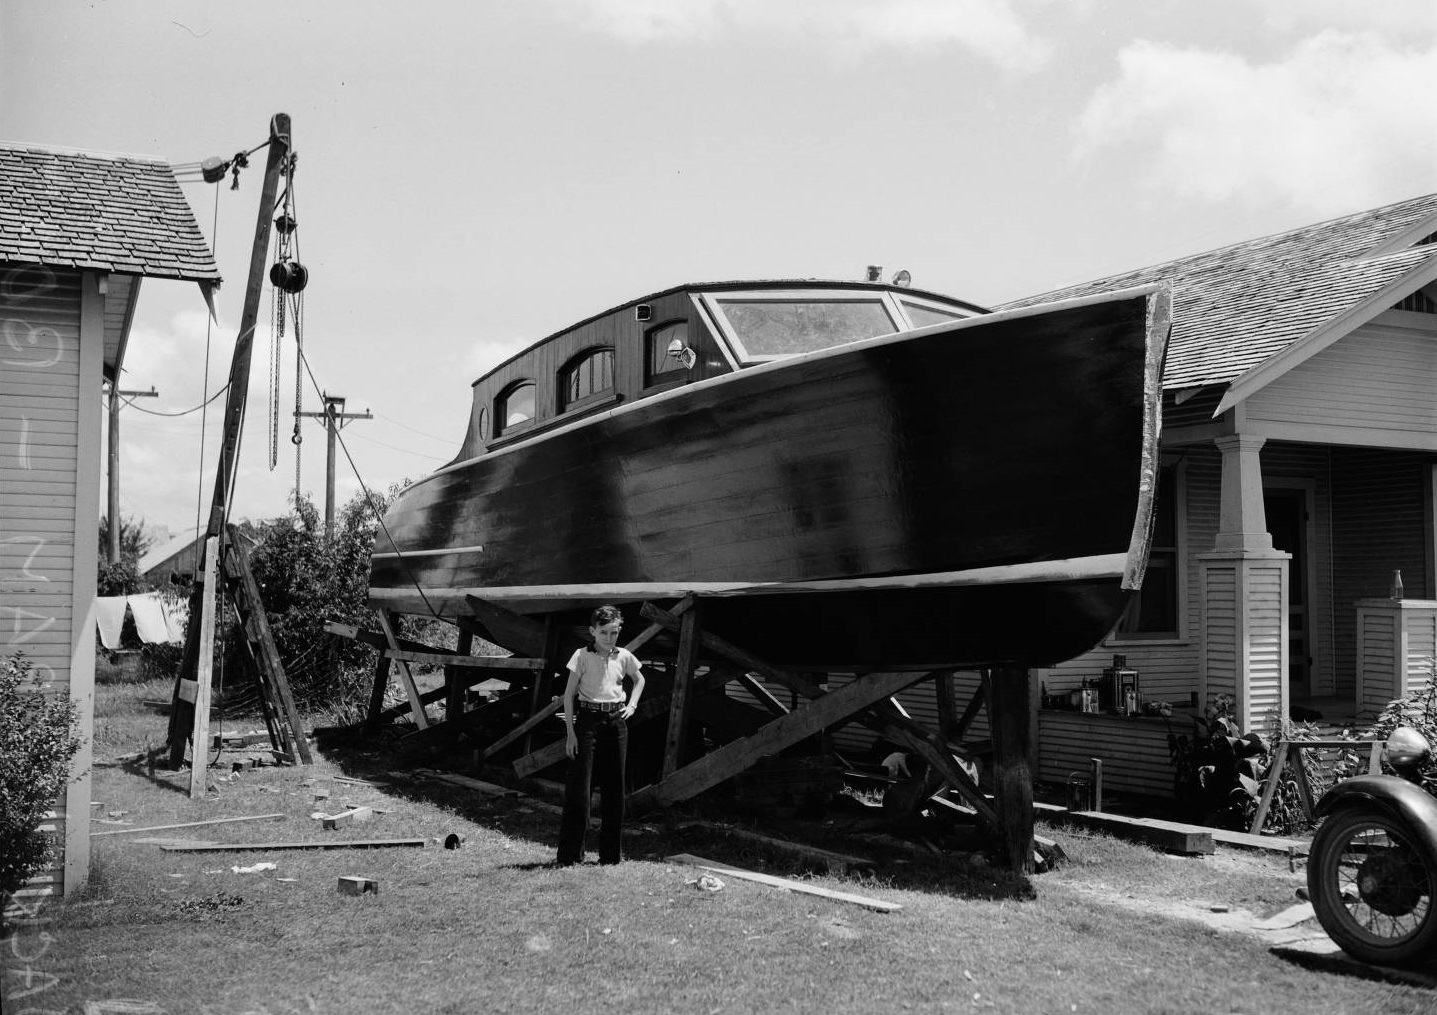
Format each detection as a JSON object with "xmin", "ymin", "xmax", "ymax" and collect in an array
[
  {"xmin": 997, "ymin": 193, "xmax": 1437, "ymax": 391},
  {"xmin": 0, "ymin": 142, "xmax": 219, "ymax": 282}
]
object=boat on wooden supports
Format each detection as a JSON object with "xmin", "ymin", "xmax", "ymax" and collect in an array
[{"xmin": 369, "ymin": 279, "xmax": 1169, "ymax": 670}]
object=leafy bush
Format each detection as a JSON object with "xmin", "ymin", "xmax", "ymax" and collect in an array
[
  {"xmin": 1365, "ymin": 666, "xmax": 1437, "ymax": 795},
  {"xmin": 1168, "ymin": 693, "xmax": 1270, "ymax": 830},
  {"xmin": 0, "ymin": 653, "xmax": 84, "ymax": 902},
  {"xmin": 244, "ymin": 485, "xmax": 412, "ymax": 714}
]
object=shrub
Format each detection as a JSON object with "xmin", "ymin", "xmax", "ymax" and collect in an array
[
  {"xmin": 1167, "ymin": 693, "xmax": 1270, "ymax": 830},
  {"xmin": 0, "ymin": 653, "xmax": 85, "ymax": 903},
  {"xmin": 244, "ymin": 485, "xmax": 411, "ymax": 713},
  {"xmin": 1365, "ymin": 666, "xmax": 1437, "ymax": 795}
]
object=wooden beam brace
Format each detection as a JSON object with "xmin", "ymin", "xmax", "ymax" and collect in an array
[
  {"xmin": 511, "ymin": 667, "xmax": 729, "ymax": 778},
  {"xmin": 859, "ymin": 698, "xmax": 1000, "ymax": 829},
  {"xmin": 639, "ymin": 601, "xmax": 822, "ymax": 699},
  {"xmin": 952, "ymin": 676, "xmax": 987, "ymax": 743},
  {"xmin": 736, "ymin": 672, "xmax": 789, "ymax": 717},
  {"xmin": 381, "ymin": 648, "xmax": 544, "ymax": 670},
  {"xmin": 630, "ymin": 668, "xmax": 930, "ymax": 810},
  {"xmin": 480, "ymin": 700, "xmax": 562, "ymax": 760},
  {"xmin": 365, "ymin": 649, "xmax": 393, "ymax": 732},
  {"xmin": 327, "ymin": 621, "xmax": 452, "ymax": 657},
  {"xmin": 375, "ymin": 610, "xmax": 428, "ymax": 730}
]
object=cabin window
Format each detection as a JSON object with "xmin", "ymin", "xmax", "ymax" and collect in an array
[
  {"xmin": 712, "ymin": 297, "xmax": 899, "ymax": 359},
  {"xmin": 900, "ymin": 300, "xmax": 965, "ymax": 329},
  {"xmin": 495, "ymin": 381, "xmax": 535, "ymax": 436},
  {"xmin": 559, "ymin": 347, "xmax": 615, "ymax": 412},
  {"xmin": 645, "ymin": 321, "xmax": 690, "ymax": 387},
  {"xmin": 475, "ymin": 406, "xmax": 488, "ymax": 442},
  {"xmin": 1113, "ymin": 465, "xmax": 1182, "ymax": 641}
]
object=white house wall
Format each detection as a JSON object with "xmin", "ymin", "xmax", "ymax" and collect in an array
[
  {"xmin": 0, "ymin": 265, "xmax": 99, "ymax": 896},
  {"xmin": 1243, "ymin": 310, "xmax": 1437, "ymax": 450}
]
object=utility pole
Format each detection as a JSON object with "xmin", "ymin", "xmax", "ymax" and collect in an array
[
  {"xmin": 105, "ymin": 382, "xmax": 158, "ymax": 563},
  {"xmin": 296, "ymin": 392, "xmax": 371, "ymax": 540}
]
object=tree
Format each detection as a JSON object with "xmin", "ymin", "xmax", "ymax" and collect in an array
[
  {"xmin": 97, "ymin": 515, "xmax": 156, "ymax": 597},
  {"xmin": 97, "ymin": 514, "xmax": 156, "ymax": 563}
]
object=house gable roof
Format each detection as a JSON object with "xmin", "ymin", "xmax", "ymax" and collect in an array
[
  {"xmin": 0, "ymin": 142, "xmax": 219, "ymax": 282},
  {"xmin": 996, "ymin": 193, "xmax": 1437, "ymax": 400}
]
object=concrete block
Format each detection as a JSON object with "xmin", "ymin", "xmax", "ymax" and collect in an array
[{"xmin": 337, "ymin": 876, "xmax": 378, "ymax": 896}]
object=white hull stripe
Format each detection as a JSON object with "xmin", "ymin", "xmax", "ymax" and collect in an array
[
  {"xmin": 370, "ymin": 553, "xmax": 1128, "ymax": 597},
  {"xmin": 373, "ymin": 543, "xmax": 484, "ymax": 559}
]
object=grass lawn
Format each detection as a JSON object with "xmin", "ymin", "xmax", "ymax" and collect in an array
[{"xmin": 5, "ymin": 676, "xmax": 1435, "ymax": 1014}]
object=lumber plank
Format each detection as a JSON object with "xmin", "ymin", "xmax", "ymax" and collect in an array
[
  {"xmin": 382, "ymin": 648, "xmax": 543, "ymax": 670},
  {"xmin": 189, "ymin": 536, "xmax": 220, "ymax": 798},
  {"xmin": 91, "ymin": 813, "xmax": 285, "ymax": 837},
  {"xmin": 678, "ymin": 821, "xmax": 874, "ymax": 874},
  {"xmin": 160, "ymin": 838, "xmax": 427, "ymax": 853},
  {"xmin": 480, "ymin": 700, "xmax": 561, "ymax": 759},
  {"xmin": 413, "ymin": 769, "xmax": 520, "ymax": 798},
  {"xmin": 667, "ymin": 853, "xmax": 900, "ymax": 912},
  {"xmin": 1041, "ymin": 806, "xmax": 1215, "ymax": 855},
  {"xmin": 662, "ymin": 605, "xmax": 701, "ymax": 779}
]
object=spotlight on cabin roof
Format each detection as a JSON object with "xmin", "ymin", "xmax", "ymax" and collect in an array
[{"xmin": 892, "ymin": 269, "xmax": 912, "ymax": 288}]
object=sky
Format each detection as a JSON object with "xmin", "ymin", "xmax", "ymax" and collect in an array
[{"xmin": 3, "ymin": 0, "xmax": 1436, "ymax": 543}]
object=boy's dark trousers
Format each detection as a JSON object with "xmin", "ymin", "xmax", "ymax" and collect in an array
[{"xmin": 557, "ymin": 710, "xmax": 628, "ymax": 865}]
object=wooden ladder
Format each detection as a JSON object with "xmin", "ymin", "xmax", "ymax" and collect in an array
[{"xmin": 221, "ymin": 524, "xmax": 312, "ymax": 765}]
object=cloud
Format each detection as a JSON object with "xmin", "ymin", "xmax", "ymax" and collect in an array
[
  {"xmin": 1076, "ymin": 31, "xmax": 1437, "ymax": 212},
  {"xmin": 542, "ymin": 0, "xmax": 1052, "ymax": 72},
  {"xmin": 1254, "ymin": 0, "xmax": 1437, "ymax": 40}
]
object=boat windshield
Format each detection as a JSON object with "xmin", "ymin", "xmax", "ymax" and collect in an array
[{"xmin": 711, "ymin": 296, "xmax": 900, "ymax": 359}]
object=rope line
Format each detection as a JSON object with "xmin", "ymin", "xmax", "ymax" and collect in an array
[
  {"xmin": 293, "ymin": 342, "xmax": 443, "ymax": 622},
  {"xmin": 120, "ymin": 383, "xmax": 230, "ymax": 417}
]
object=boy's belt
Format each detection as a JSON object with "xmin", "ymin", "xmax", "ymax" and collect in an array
[{"xmin": 578, "ymin": 700, "xmax": 624, "ymax": 713}]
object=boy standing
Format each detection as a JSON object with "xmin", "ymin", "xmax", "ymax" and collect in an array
[{"xmin": 556, "ymin": 604, "xmax": 644, "ymax": 866}]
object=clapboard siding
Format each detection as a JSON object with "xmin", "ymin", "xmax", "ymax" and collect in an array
[
  {"xmin": 1331, "ymin": 448, "xmax": 1431, "ymax": 696},
  {"xmin": 1248, "ymin": 562, "xmax": 1287, "ymax": 727},
  {"xmin": 1357, "ymin": 600, "xmax": 1437, "ymax": 723},
  {"xmin": 1037, "ymin": 711, "xmax": 1177, "ymax": 798},
  {"xmin": 0, "ymin": 266, "xmax": 93, "ymax": 896},
  {"xmin": 1245, "ymin": 312, "xmax": 1437, "ymax": 444}
]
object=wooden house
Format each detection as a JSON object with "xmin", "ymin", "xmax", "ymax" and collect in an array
[
  {"xmin": 0, "ymin": 142, "xmax": 217, "ymax": 898},
  {"xmin": 988, "ymin": 193, "xmax": 1437, "ymax": 798}
]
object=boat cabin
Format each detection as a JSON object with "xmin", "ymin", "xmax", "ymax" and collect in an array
[{"xmin": 455, "ymin": 280, "xmax": 986, "ymax": 463}]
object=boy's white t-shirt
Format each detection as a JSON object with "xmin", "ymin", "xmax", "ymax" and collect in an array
[{"xmin": 567, "ymin": 646, "xmax": 641, "ymax": 704}]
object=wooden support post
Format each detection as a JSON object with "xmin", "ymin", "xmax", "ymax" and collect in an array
[
  {"xmin": 1249, "ymin": 741, "xmax": 1289, "ymax": 835},
  {"xmin": 662, "ymin": 603, "xmax": 701, "ymax": 780},
  {"xmin": 366, "ymin": 652, "xmax": 393, "ymax": 733},
  {"xmin": 441, "ymin": 622, "xmax": 474, "ymax": 740},
  {"xmin": 375, "ymin": 610, "xmax": 428, "ymax": 730},
  {"xmin": 987, "ymin": 665, "xmax": 1036, "ymax": 875},
  {"xmin": 951, "ymin": 678, "xmax": 987, "ymax": 743},
  {"xmin": 934, "ymin": 669, "xmax": 958, "ymax": 740},
  {"xmin": 188, "ymin": 537, "xmax": 219, "ymax": 799}
]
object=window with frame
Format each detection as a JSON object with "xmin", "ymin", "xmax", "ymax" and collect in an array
[
  {"xmin": 645, "ymin": 321, "xmax": 690, "ymax": 387},
  {"xmin": 558, "ymin": 347, "xmax": 615, "ymax": 412},
  {"xmin": 495, "ymin": 381, "xmax": 535, "ymax": 436},
  {"xmin": 1114, "ymin": 465, "xmax": 1181, "ymax": 640}
]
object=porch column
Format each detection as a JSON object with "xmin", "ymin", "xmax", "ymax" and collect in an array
[{"xmin": 1199, "ymin": 435, "xmax": 1289, "ymax": 734}]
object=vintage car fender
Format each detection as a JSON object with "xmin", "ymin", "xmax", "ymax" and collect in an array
[{"xmin": 1315, "ymin": 774, "xmax": 1437, "ymax": 859}]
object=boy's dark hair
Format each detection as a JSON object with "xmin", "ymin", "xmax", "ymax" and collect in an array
[{"xmin": 590, "ymin": 604, "xmax": 623, "ymax": 628}]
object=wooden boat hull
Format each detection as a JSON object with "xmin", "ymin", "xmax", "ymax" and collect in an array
[{"xmin": 370, "ymin": 287, "xmax": 1168, "ymax": 669}]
